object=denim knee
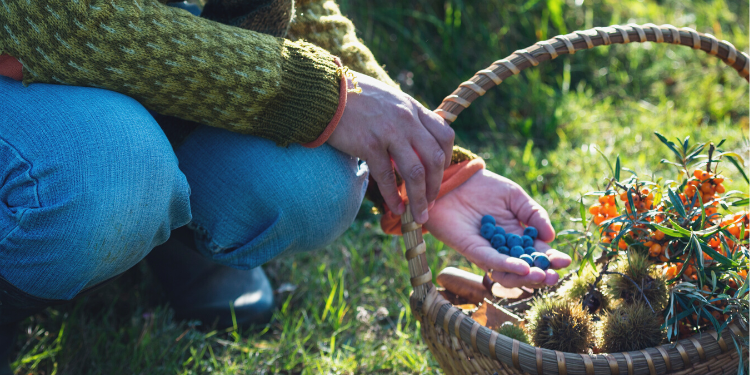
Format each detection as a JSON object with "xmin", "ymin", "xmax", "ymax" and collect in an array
[
  {"xmin": 173, "ymin": 126, "xmax": 368, "ymax": 269},
  {"xmin": 0, "ymin": 77, "xmax": 192, "ymax": 300}
]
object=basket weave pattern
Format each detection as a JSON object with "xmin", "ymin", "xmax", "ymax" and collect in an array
[{"xmin": 401, "ymin": 24, "xmax": 749, "ymax": 375}]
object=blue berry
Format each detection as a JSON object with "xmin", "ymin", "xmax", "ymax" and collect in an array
[
  {"xmin": 519, "ymin": 254, "xmax": 534, "ymax": 266},
  {"xmin": 506, "ymin": 233, "xmax": 523, "ymax": 248},
  {"xmin": 498, "ymin": 246, "xmax": 510, "ymax": 255},
  {"xmin": 481, "ymin": 215, "xmax": 496, "ymax": 226},
  {"xmin": 510, "ymin": 246, "xmax": 524, "ymax": 258},
  {"xmin": 481, "ymin": 223, "xmax": 495, "ymax": 240},
  {"xmin": 524, "ymin": 247, "xmax": 536, "ymax": 255},
  {"xmin": 531, "ymin": 252, "xmax": 545, "ymax": 260},
  {"xmin": 522, "ymin": 235, "xmax": 534, "ymax": 248},
  {"xmin": 533, "ymin": 254, "xmax": 551, "ymax": 270},
  {"xmin": 494, "ymin": 226, "xmax": 506, "ymax": 236},
  {"xmin": 523, "ymin": 226, "xmax": 538, "ymax": 240},
  {"xmin": 491, "ymin": 234, "xmax": 507, "ymax": 249}
]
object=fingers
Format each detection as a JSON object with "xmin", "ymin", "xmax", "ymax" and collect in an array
[
  {"xmin": 416, "ymin": 104, "xmax": 455, "ymax": 170},
  {"xmin": 461, "ymin": 245, "xmax": 530, "ymax": 276},
  {"xmin": 366, "ymin": 154, "xmax": 404, "ymax": 215},
  {"xmin": 410, "ymin": 138, "xmax": 446, "ymax": 203},
  {"xmin": 490, "ymin": 268, "xmax": 547, "ymax": 288},
  {"xmin": 512, "ymin": 190, "xmax": 556, "ymax": 242},
  {"xmin": 390, "ymin": 142, "xmax": 430, "ymax": 223},
  {"xmin": 532, "ymin": 242, "xmax": 572, "ymax": 270}
]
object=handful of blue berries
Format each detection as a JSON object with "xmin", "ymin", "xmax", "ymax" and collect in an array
[{"xmin": 480, "ymin": 215, "xmax": 550, "ymax": 271}]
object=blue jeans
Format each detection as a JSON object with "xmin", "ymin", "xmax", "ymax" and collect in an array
[{"xmin": 0, "ymin": 76, "xmax": 369, "ymax": 300}]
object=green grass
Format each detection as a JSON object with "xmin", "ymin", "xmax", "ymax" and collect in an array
[{"xmin": 9, "ymin": 0, "xmax": 749, "ymax": 373}]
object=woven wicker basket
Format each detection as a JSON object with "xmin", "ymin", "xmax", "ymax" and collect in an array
[{"xmin": 401, "ymin": 23, "xmax": 749, "ymax": 375}]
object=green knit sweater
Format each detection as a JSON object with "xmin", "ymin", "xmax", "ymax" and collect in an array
[{"xmin": 0, "ymin": 0, "xmax": 342, "ymax": 146}]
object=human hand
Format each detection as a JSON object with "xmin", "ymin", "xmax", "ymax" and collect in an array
[
  {"xmin": 326, "ymin": 72, "xmax": 454, "ymax": 224},
  {"xmin": 423, "ymin": 169, "xmax": 572, "ymax": 289}
]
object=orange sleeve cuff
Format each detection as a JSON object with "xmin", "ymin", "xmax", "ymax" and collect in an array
[
  {"xmin": 302, "ymin": 57, "xmax": 347, "ymax": 148},
  {"xmin": 379, "ymin": 158, "xmax": 486, "ymax": 235}
]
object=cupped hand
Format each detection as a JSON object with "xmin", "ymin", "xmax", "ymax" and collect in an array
[
  {"xmin": 326, "ymin": 72, "xmax": 454, "ymax": 224},
  {"xmin": 423, "ymin": 169, "xmax": 572, "ymax": 289}
]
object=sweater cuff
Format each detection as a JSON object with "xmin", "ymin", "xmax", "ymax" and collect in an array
[
  {"xmin": 378, "ymin": 158, "xmax": 486, "ymax": 235},
  {"xmin": 258, "ymin": 40, "xmax": 342, "ymax": 146},
  {"xmin": 302, "ymin": 57, "xmax": 347, "ymax": 148}
]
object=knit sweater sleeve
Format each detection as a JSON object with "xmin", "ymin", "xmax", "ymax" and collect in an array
[
  {"xmin": 0, "ymin": 0, "xmax": 341, "ymax": 146},
  {"xmin": 287, "ymin": 0, "xmax": 399, "ymax": 88}
]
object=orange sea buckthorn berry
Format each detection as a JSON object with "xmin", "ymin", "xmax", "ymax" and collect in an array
[
  {"xmin": 618, "ymin": 239, "xmax": 628, "ymax": 250},
  {"xmin": 716, "ymin": 184, "xmax": 725, "ymax": 194},
  {"xmin": 607, "ymin": 195, "xmax": 616, "ymax": 205},
  {"xmin": 644, "ymin": 241, "xmax": 654, "ymax": 247},
  {"xmin": 701, "ymin": 182, "xmax": 714, "ymax": 194},
  {"xmin": 654, "ymin": 230, "xmax": 666, "ymax": 240},
  {"xmin": 706, "ymin": 207, "xmax": 718, "ymax": 216},
  {"xmin": 699, "ymin": 170, "xmax": 709, "ymax": 180},
  {"xmin": 694, "ymin": 169, "xmax": 703, "ymax": 179},
  {"xmin": 598, "ymin": 196, "xmax": 608, "ymax": 205},
  {"xmin": 685, "ymin": 185, "xmax": 696, "ymax": 197},
  {"xmin": 665, "ymin": 266, "xmax": 677, "ymax": 279},
  {"xmin": 620, "ymin": 192, "xmax": 628, "ymax": 201},
  {"xmin": 713, "ymin": 175, "xmax": 725, "ymax": 184},
  {"xmin": 589, "ymin": 205, "xmax": 600, "ymax": 215},
  {"xmin": 605, "ymin": 205, "xmax": 617, "ymax": 217},
  {"xmin": 594, "ymin": 215, "xmax": 605, "ymax": 225},
  {"xmin": 601, "ymin": 236, "xmax": 612, "ymax": 244},
  {"xmin": 708, "ymin": 237, "xmax": 721, "ymax": 248},
  {"xmin": 689, "ymin": 179, "xmax": 700, "ymax": 187}
]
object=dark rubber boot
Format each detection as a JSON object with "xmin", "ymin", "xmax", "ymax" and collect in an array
[{"xmin": 147, "ymin": 225, "xmax": 275, "ymax": 329}]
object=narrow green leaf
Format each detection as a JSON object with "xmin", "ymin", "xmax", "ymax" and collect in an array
[
  {"xmin": 654, "ymin": 132, "xmax": 683, "ymax": 161},
  {"xmin": 615, "ymin": 156, "xmax": 621, "ymax": 181},
  {"xmin": 692, "ymin": 235, "xmax": 704, "ymax": 272},
  {"xmin": 686, "ymin": 144, "xmax": 706, "ymax": 162},
  {"xmin": 579, "ymin": 196, "xmax": 587, "ymax": 229},
  {"xmin": 699, "ymin": 241, "xmax": 735, "ymax": 267},
  {"xmin": 668, "ymin": 188, "xmax": 687, "ymax": 218},
  {"xmin": 716, "ymin": 139, "xmax": 726, "ymax": 148},
  {"xmin": 693, "ymin": 224, "xmax": 721, "ymax": 237},
  {"xmin": 725, "ymin": 155, "xmax": 749, "ymax": 184},
  {"xmin": 667, "ymin": 218, "xmax": 692, "ymax": 236},
  {"xmin": 660, "ymin": 159, "xmax": 684, "ymax": 168},
  {"xmin": 730, "ymin": 198, "xmax": 750, "ymax": 207},
  {"xmin": 683, "ymin": 136, "xmax": 690, "ymax": 153},
  {"xmin": 716, "ymin": 152, "xmax": 746, "ymax": 166},
  {"xmin": 650, "ymin": 223, "xmax": 686, "ymax": 238}
]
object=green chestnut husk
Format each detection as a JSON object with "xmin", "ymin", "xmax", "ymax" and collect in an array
[
  {"xmin": 525, "ymin": 297, "xmax": 594, "ymax": 353},
  {"xmin": 598, "ymin": 302, "xmax": 665, "ymax": 352},
  {"xmin": 606, "ymin": 252, "xmax": 668, "ymax": 311},
  {"xmin": 497, "ymin": 322, "xmax": 528, "ymax": 344}
]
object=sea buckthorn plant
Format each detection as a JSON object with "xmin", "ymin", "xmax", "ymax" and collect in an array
[{"xmin": 555, "ymin": 132, "xmax": 749, "ymax": 365}]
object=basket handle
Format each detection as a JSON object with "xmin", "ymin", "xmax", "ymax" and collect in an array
[
  {"xmin": 401, "ymin": 24, "xmax": 748, "ymax": 305},
  {"xmin": 434, "ymin": 23, "xmax": 748, "ymax": 123}
]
